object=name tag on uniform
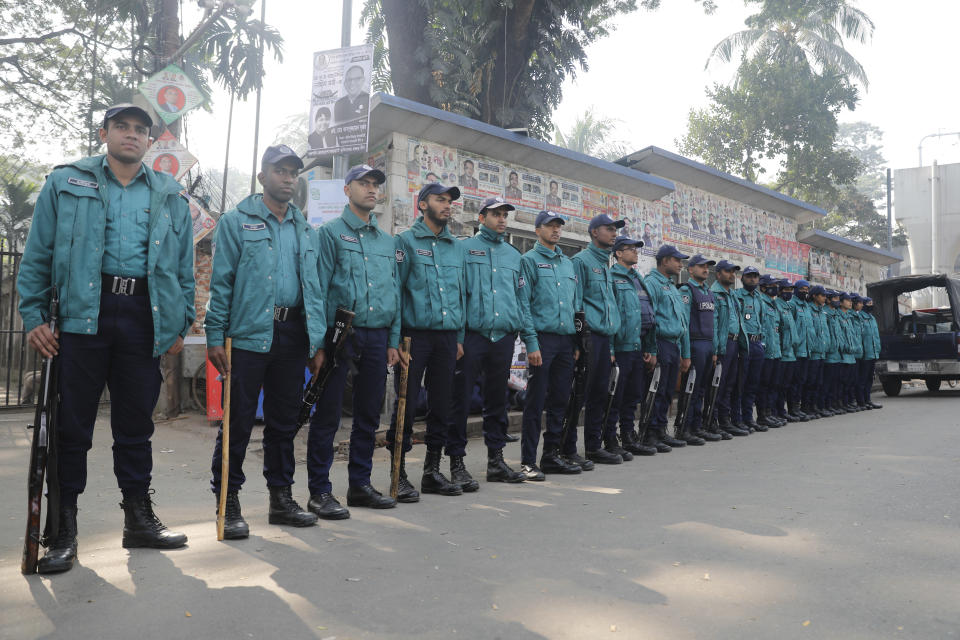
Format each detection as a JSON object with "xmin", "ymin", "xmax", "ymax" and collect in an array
[
  {"xmin": 67, "ymin": 177, "xmax": 98, "ymax": 189},
  {"xmin": 592, "ymin": 267, "xmax": 602, "ymax": 274},
  {"xmin": 243, "ymin": 223, "xmax": 266, "ymax": 231},
  {"xmin": 699, "ymin": 302, "xmax": 715, "ymax": 311},
  {"xmin": 416, "ymin": 248, "xmax": 433, "ymax": 257},
  {"xmin": 613, "ymin": 279, "xmax": 628, "ymax": 284},
  {"xmin": 537, "ymin": 263, "xmax": 553, "ymax": 269},
  {"xmin": 340, "ymin": 234, "xmax": 359, "ymax": 243},
  {"xmin": 468, "ymin": 249, "xmax": 486, "ymax": 256}
]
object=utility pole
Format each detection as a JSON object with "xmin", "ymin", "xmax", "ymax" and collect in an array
[
  {"xmin": 249, "ymin": 0, "xmax": 266, "ymax": 193},
  {"xmin": 332, "ymin": 0, "xmax": 351, "ymax": 180}
]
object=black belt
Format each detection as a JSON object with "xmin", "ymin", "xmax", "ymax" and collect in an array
[
  {"xmin": 727, "ymin": 333, "xmax": 738, "ymax": 341},
  {"xmin": 692, "ymin": 336, "xmax": 713, "ymax": 342},
  {"xmin": 748, "ymin": 333, "xmax": 763, "ymax": 342},
  {"xmin": 274, "ymin": 306, "xmax": 302, "ymax": 322},
  {"xmin": 102, "ymin": 273, "xmax": 148, "ymax": 296}
]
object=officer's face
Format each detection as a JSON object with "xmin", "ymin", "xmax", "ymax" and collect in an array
[
  {"xmin": 842, "ymin": 298, "xmax": 853, "ymax": 309},
  {"xmin": 420, "ymin": 193, "xmax": 452, "ymax": 226},
  {"xmin": 814, "ymin": 293, "xmax": 826, "ymax": 305},
  {"xmin": 717, "ymin": 268, "xmax": 736, "ymax": 286},
  {"xmin": 345, "ymin": 176, "xmax": 380, "ymax": 211},
  {"xmin": 688, "ymin": 263, "xmax": 709, "ymax": 281},
  {"xmin": 661, "ymin": 256, "xmax": 682, "ymax": 276},
  {"xmin": 853, "ymin": 301, "xmax": 863, "ymax": 311},
  {"xmin": 536, "ymin": 219, "xmax": 563, "ymax": 245},
  {"xmin": 741, "ymin": 273, "xmax": 759, "ymax": 288},
  {"xmin": 592, "ymin": 224, "xmax": 617, "ymax": 248},
  {"xmin": 616, "ymin": 245, "xmax": 638, "ymax": 267},
  {"xmin": 258, "ymin": 159, "xmax": 299, "ymax": 204},
  {"xmin": 100, "ymin": 114, "xmax": 150, "ymax": 164},
  {"xmin": 480, "ymin": 206, "xmax": 509, "ymax": 233}
]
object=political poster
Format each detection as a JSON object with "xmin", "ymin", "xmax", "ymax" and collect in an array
[
  {"xmin": 143, "ymin": 129, "xmax": 197, "ymax": 181},
  {"xmin": 138, "ymin": 64, "xmax": 205, "ymax": 125},
  {"xmin": 307, "ymin": 179, "xmax": 349, "ymax": 228},
  {"xmin": 458, "ymin": 153, "xmax": 505, "ymax": 216},
  {"xmin": 181, "ymin": 191, "xmax": 216, "ymax": 245},
  {"xmin": 308, "ymin": 44, "xmax": 373, "ymax": 157}
]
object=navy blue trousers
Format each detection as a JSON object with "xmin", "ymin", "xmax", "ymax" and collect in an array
[
  {"xmin": 791, "ymin": 357, "xmax": 808, "ymax": 405},
  {"xmin": 740, "ymin": 340, "xmax": 766, "ymax": 422},
  {"xmin": 775, "ymin": 360, "xmax": 794, "ymax": 415},
  {"xmin": 686, "ymin": 338, "xmax": 714, "ymax": 430},
  {"xmin": 386, "ymin": 329, "xmax": 457, "ymax": 454},
  {"xmin": 822, "ymin": 362, "xmax": 841, "ymax": 406},
  {"xmin": 211, "ymin": 318, "xmax": 308, "ymax": 493},
  {"xmin": 804, "ymin": 359, "xmax": 823, "ymax": 407},
  {"xmin": 520, "ymin": 333, "xmax": 575, "ymax": 466},
  {"xmin": 651, "ymin": 339, "xmax": 681, "ymax": 431},
  {"xmin": 449, "ymin": 331, "xmax": 515, "ymax": 455},
  {"xmin": 716, "ymin": 339, "xmax": 739, "ymax": 423},
  {"xmin": 580, "ymin": 333, "xmax": 613, "ymax": 452},
  {"xmin": 56, "ymin": 292, "xmax": 161, "ymax": 500},
  {"xmin": 842, "ymin": 362, "xmax": 858, "ymax": 403},
  {"xmin": 758, "ymin": 358, "xmax": 780, "ymax": 410},
  {"xmin": 859, "ymin": 359, "xmax": 875, "ymax": 403},
  {"xmin": 306, "ymin": 326, "xmax": 388, "ymax": 494},
  {"xmin": 605, "ymin": 350, "xmax": 648, "ymax": 438}
]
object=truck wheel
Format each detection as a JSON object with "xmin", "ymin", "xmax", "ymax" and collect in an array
[
  {"xmin": 880, "ymin": 376, "xmax": 902, "ymax": 397},
  {"xmin": 925, "ymin": 377, "xmax": 942, "ymax": 393}
]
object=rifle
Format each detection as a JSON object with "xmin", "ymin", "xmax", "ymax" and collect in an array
[
  {"xmin": 22, "ymin": 290, "xmax": 60, "ymax": 575},
  {"xmin": 389, "ymin": 337, "xmax": 412, "ymax": 499},
  {"xmin": 599, "ymin": 364, "xmax": 620, "ymax": 439},
  {"xmin": 297, "ymin": 308, "xmax": 356, "ymax": 430},
  {"xmin": 559, "ymin": 311, "xmax": 590, "ymax": 451},
  {"xmin": 703, "ymin": 362, "xmax": 723, "ymax": 435},
  {"xmin": 636, "ymin": 364, "xmax": 661, "ymax": 446},
  {"xmin": 672, "ymin": 366, "xmax": 697, "ymax": 439}
]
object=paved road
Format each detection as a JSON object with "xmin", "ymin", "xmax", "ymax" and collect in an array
[{"xmin": 1, "ymin": 386, "xmax": 958, "ymax": 639}]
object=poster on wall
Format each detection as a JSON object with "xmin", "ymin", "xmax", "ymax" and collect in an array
[
  {"xmin": 138, "ymin": 64, "xmax": 206, "ymax": 125},
  {"xmin": 307, "ymin": 179, "xmax": 349, "ymax": 227},
  {"xmin": 308, "ymin": 43, "xmax": 373, "ymax": 156},
  {"xmin": 143, "ymin": 129, "xmax": 197, "ymax": 181},
  {"xmin": 182, "ymin": 191, "xmax": 216, "ymax": 244}
]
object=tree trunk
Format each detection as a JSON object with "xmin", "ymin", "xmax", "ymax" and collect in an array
[
  {"xmin": 482, "ymin": 0, "xmax": 536, "ymax": 128},
  {"xmin": 382, "ymin": 0, "xmax": 433, "ymax": 106}
]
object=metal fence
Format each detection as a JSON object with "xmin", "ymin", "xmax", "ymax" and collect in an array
[{"xmin": 0, "ymin": 246, "xmax": 40, "ymax": 408}]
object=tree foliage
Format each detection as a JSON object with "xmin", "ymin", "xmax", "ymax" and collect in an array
[
  {"xmin": 553, "ymin": 107, "xmax": 628, "ymax": 161},
  {"xmin": 362, "ymin": 0, "xmax": 715, "ymax": 139}
]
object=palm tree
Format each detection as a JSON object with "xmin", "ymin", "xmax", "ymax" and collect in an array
[
  {"xmin": 0, "ymin": 178, "xmax": 38, "ymax": 252},
  {"xmin": 706, "ymin": 0, "xmax": 874, "ymax": 87},
  {"xmin": 554, "ymin": 107, "xmax": 629, "ymax": 162}
]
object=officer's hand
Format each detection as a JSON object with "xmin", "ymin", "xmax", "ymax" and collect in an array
[
  {"xmin": 643, "ymin": 353, "xmax": 657, "ymax": 370},
  {"xmin": 208, "ymin": 346, "xmax": 229, "ymax": 376},
  {"xmin": 166, "ymin": 336, "xmax": 184, "ymax": 356},
  {"xmin": 456, "ymin": 343, "xmax": 464, "ymax": 360},
  {"xmin": 527, "ymin": 350, "xmax": 542, "ymax": 367},
  {"xmin": 680, "ymin": 357, "xmax": 691, "ymax": 373},
  {"xmin": 398, "ymin": 347, "xmax": 411, "ymax": 369},
  {"xmin": 574, "ymin": 349, "xmax": 580, "ymax": 362},
  {"xmin": 711, "ymin": 354, "xmax": 717, "ymax": 365},
  {"xmin": 387, "ymin": 347, "xmax": 400, "ymax": 366},
  {"xmin": 610, "ymin": 354, "xmax": 615, "ymax": 364},
  {"xmin": 309, "ymin": 349, "xmax": 326, "ymax": 375},
  {"xmin": 27, "ymin": 324, "xmax": 60, "ymax": 358}
]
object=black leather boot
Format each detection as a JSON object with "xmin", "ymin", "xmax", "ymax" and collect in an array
[
  {"xmin": 449, "ymin": 455, "xmax": 480, "ymax": 492},
  {"xmin": 486, "ymin": 448, "xmax": 525, "ymax": 483},
  {"xmin": 679, "ymin": 426, "xmax": 706, "ymax": 446},
  {"xmin": 641, "ymin": 428, "xmax": 668, "ymax": 452},
  {"xmin": 391, "ymin": 452, "xmax": 420, "ymax": 503},
  {"xmin": 268, "ymin": 486, "xmax": 318, "ymax": 527},
  {"xmin": 698, "ymin": 427, "xmax": 723, "ymax": 442},
  {"xmin": 37, "ymin": 503, "xmax": 79, "ymax": 574},
  {"xmin": 563, "ymin": 452, "xmax": 595, "ymax": 471},
  {"xmin": 750, "ymin": 410, "xmax": 769, "ymax": 431},
  {"xmin": 217, "ymin": 490, "xmax": 250, "ymax": 539},
  {"xmin": 309, "ymin": 492, "xmax": 351, "ymax": 519},
  {"xmin": 868, "ymin": 401, "xmax": 882, "ymax": 409},
  {"xmin": 540, "ymin": 448, "xmax": 582, "ymax": 474},
  {"xmin": 603, "ymin": 435, "xmax": 633, "ymax": 461},
  {"xmin": 622, "ymin": 429, "xmax": 656, "ymax": 456},
  {"xmin": 659, "ymin": 427, "xmax": 687, "ymax": 448},
  {"xmin": 346, "ymin": 484, "xmax": 396, "ymax": 509},
  {"xmin": 121, "ymin": 492, "xmax": 189, "ymax": 548},
  {"xmin": 421, "ymin": 449, "xmax": 462, "ymax": 496},
  {"xmin": 726, "ymin": 421, "xmax": 750, "ymax": 436}
]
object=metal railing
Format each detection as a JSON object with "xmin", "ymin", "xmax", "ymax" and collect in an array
[{"xmin": 0, "ymin": 246, "xmax": 41, "ymax": 408}]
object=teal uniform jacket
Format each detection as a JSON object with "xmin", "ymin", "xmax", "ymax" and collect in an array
[
  {"xmin": 824, "ymin": 307, "xmax": 846, "ymax": 364},
  {"xmin": 18, "ymin": 155, "xmax": 195, "ymax": 357},
  {"xmin": 518, "ymin": 241, "xmax": 581, "ymax": 353},
  {"xmin": 610, "ymin": 263, "xmax": 656, "ymax": 355},
  {"xmin": 759, "ymin": 294, "xmax": 782, "ymax": 359},
  {"xmin": 461, "ymin": 225, "xmax": 524, "ymax": 343},
  {"xmin": 808, "ymin": 303, "xmax": 829, "ymax": 360},
  {"xmin": 394, "ymin": 217, "xmax": 466, "ymax": 333},
  {"xmin": 845, "ymin": 309, "xmax": 864, "ymax": 360},
  {"xmin": 775, "ymin": 297, "xmax": 800, "ymax": 362},
  {"xmin": 644, "ymin": 268, "xmax": 690, "ymax": 359},
  {"xmin": 679, "ymin": 279, "xmax": 720, "ymax": 355},
  {"xmin": 860, "ymin": 311, "xmax": 881, "ymax": 360},
  {"xmin": 572, "ymin": 244, "xmax": 620, "ymax": 339},
  {"xmin": 206, "ymin": 195, "xmax": 323, "ymax": 356},
  {"xmin": 314, "ymin": 205, "xmax": 400, "ymax": 348},
  {"xmin": 734, "ymin": 287, "xmax": 766, "ymax": 343},
  {"xmin": 710, "ymin": 281, "xmax": 741, "ymax": 356},
  {"xmin": 788, "ymin": 298, "xmax": 812, "ymax": 358}
]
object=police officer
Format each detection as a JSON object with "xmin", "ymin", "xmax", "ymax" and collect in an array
[
  {"xmin": 450, "ymin": 196, "xmax": 526, "ymax": 485},
  {"xmin": 306, "ymin": 164, "xmax": 401, "ymax": 518},
  {"xmin": 207, "ymin": 144, "xmax": 322, "ymax": 538},
  {"xmin": 517, "ymin": 210, "xmax": 583, "ymax": 478},
  {"xmin": 571, "ymin": 214, "xmax": 624, "ymax": 464},
  {"xmin": 733, "ymin": 266, "xmax": 766, "ymax": 432},
  {"xmin": 679, "ymin": 254, "xmax": 719, "ymax": 444},
  {"xmin": 805, "ymin": 285, "xmax": 829, "ymax": 417},
  {"xmin": 756, "ymin": 275, "xmax": 783, "ymax": 429},
  {"xmin": 774, "ymin": 279, "xmax": 805, "ymax": 422},
  {"xmin": 19, "ymin": 103, "xmax": 195, "ymax": 573},
  {"xmin": 607, "ymin": 236, "xmax": 658, "ymax": 456},
  {"xmin": 645, "ymin": 245, "xmax": 691, "ymax": 451},
  {"xmin": 789, "ymin": 280, "xmax": 816, "ymax": 419},
  {"xmin": 860, "ymin": 297, "xmax": 883, "ymax": 409},
  {"xmin": 840, "ymin": 293, "xmax": 862, "ymax": 411},
  {"xmin": 711, "ymin": 260, "xmax": 748, "ymax": 437},
  {"xmin": 823, "ymin": 290, "xmax": 847, "ymax": 414},
  {"xmin": 388, "ymin": 182, "xmax": 466, "ymax": 497}
]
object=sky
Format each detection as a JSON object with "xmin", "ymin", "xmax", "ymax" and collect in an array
[{"xmin": 176, "ymin": 0, "xmax": 960, "ymax": 186}]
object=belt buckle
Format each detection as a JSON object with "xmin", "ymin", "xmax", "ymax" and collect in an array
[
  {"xmin": 274, "ymin": 306, "xmax": 289, "ymax": 322},
  {"xmin": 112, "ymin": 276, "xmax": 136, "ymax": 296}
]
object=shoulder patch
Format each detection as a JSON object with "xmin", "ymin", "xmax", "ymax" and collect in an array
[
  {"xmin": 395, "ymin": 249, "xmax": 405, "ymax": 263},
  {"xmin": 242, "ymin": 222, "xmax": 266, "ymax": 231},
  {"xmin": 340, "ymin": 233, "xmax": 359, "ymax": 244},
  {"xmin": 468, "ymin": 249, "xmax": 486, "ymax": 256},
  {"xmin": 518, "ymin": 275, "xmax": 526, "ymax": 288},
  {"xmin": 681, "ymin": 294, "xmax": 690, "ymax": 304},
  {"xmin": 67, "ymin": 177, "xmax": 98, "ymax": 189},
  {"xmin": 416, "ymin": 248, "xmax": 433, "ymax": 257}
]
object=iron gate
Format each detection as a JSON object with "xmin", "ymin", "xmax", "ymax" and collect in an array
[{"xmin": 0, "ymin": 246, "xmax": 41, "ymax": 408}]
